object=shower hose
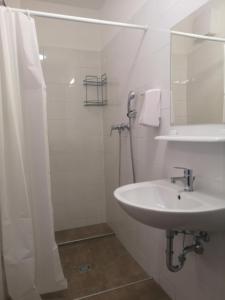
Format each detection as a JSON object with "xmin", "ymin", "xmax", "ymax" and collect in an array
[{"xmin": 118, "ymin": 119, "xmax": 136, "ymax": 186}]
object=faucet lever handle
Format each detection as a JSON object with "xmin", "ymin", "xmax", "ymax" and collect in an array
[
  {"xmin": 174, "ymin": 167, "xmax": 193, "ymax": 176},
  {"xmin": 174, "ymin": 167, "xmax": 191, "ymax": 172},
  {"xmin": 110, "ymin": 125, "xmax": 116, "ymax": 136}
]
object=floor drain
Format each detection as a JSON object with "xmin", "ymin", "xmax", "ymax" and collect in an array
[{"xmin": 79, "ymin": 264, "xmax": 92, "ymax": 273}]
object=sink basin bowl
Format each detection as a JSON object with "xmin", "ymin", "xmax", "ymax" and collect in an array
[{"xmin": 114, "ymin": 180, "xmax": 225, "ymax": 231}]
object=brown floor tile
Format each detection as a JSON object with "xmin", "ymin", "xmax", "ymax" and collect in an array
[
  {"xmin": 55, "ymin": 223, "xmax": 113, "ymax": 244},
  {"xmin": 58, "ymin": 236, "xmax": 147, "ymax": 299},
  {"xmin": 43, "ymin": 224, "xmax": 171, "ymax": 300},
  {"xmin": 41, "ymin": 290, "xmax": 69, "ymax": 300},
  {"xmin": 42, "ymin": 280, "xmax": 171, "ymax": 300},
  {"xmin": 85, "ymin": 280, "xmax": 171, "ymax": 300}
]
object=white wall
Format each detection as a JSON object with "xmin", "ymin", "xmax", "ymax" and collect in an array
[
  {"xmin": 42, "ymin": 46, "xmax": 105, "ymax": 231},
  {"xmin": 6, "ymin": 0, "xmax": 21, "ymax": 7},
  {"xmin": 102, "ymin": 1, "xmax": 225, "ymax": 300},
  {"xmin": 20, "ymin": 0, "xmax": 102, "ymax": 51},
  {"xmin": 100, "ymin": 0, "xmax": 148, "ymax": 47}
]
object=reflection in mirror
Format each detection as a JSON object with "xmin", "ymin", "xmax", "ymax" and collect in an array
[{"xmin": 171, "ymin": 0, "xmax": 225, "ymax": 126}]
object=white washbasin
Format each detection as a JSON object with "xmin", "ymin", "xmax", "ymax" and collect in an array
[{"xmin": 114, "ymin": 180, "xmax": 225, "ymax": 231}]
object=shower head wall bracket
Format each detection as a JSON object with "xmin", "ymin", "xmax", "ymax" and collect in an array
[{"xmin": 127, "ymin": 91, "xmax": 137, "ymax": 119}]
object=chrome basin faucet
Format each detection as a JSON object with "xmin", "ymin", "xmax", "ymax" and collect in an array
[{"xmin": 171, "ymin": 167, "xmax": 195, "ymax": 192}]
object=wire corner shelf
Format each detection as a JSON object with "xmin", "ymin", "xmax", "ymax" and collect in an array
[{"xmin": 83, "ymin": 73, "xmax": 107, "ymax": 106}]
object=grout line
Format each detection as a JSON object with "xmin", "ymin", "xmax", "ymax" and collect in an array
[
  {"xmin": 58, "ymin": 232, "xmax": 115, "ymax": 247},
  {"xmin": 73, "ymin": 277, "xmax": 153, "ymax": 300}
]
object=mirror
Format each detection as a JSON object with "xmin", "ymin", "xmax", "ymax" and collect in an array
[{"xmin": 171, "ymin": 0, "xmax": 225, "ymax": 126}]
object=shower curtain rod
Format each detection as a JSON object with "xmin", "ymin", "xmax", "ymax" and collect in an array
[
  {"xmin": 8, "ymin": 7, "xmax": 225, "ymax": 42},
  {"xmin": 10, "ymin": 7, "xmax": 148, "ymax": 31},
  {"xmin": 171, "ymin": 30, "xmax": 225, "ymax": 43}
]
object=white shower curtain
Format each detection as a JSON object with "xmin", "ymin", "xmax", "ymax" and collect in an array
[{"xmin": 0, "ymin": 7, "xmax": 67, "ymax": 300}]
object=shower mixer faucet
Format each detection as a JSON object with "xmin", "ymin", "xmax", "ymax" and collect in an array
[{"xmin": 110, "ymin": 123, "xmax": 129, "ymax": 136}]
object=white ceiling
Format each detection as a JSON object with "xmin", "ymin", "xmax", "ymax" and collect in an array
[{"xmin": 40, "ymin": 0, "xmax": 106, "ymax": 10}]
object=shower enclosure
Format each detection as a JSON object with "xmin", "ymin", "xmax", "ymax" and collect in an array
[
  {"xmin": 29, "ymin": 4, "xmax": 147, "ymax": 234},
  {"xmin": 0, "ymin": 2, "xmax": 154, "ymax": 300}
]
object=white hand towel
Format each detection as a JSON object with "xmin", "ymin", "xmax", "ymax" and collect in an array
[{"xmin": 139, "ymin": 89, "xmax": 161, "ymax": 127}]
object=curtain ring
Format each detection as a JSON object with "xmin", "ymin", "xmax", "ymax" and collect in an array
[{"xmin": 26, "ymin": 9, "xmax": 31, "ymax": 19}]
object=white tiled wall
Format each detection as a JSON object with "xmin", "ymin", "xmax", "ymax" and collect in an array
[
  {"xmin": 102, "ymin": 1, "xmax": 225, "ymax": 300},
  {"xmin": 42, "ymin": 46, "xmax": 105, "ymax": 231}
]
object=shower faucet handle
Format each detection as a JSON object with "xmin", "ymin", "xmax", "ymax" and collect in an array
[
  {"xmin": 174, "ymin": 167, "xmax": 193, "ymax": 176},
  {"xmin": 110, "ymin": 125, "xmax": 119, "ymax": 136},
  {"xmin": 110, "ymin": 124, "xmax": 130, "ymax": 136}
]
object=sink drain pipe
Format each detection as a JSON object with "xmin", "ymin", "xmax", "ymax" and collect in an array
[
  {"xmin": 166, "ymin": 230, "xmax": 184, "ymax": 272},
  {"xmin": 166, "ymin": 230, "xmax": 210, "ymax": 272}
]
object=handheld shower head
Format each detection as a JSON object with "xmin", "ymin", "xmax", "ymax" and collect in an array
[
  {"xmin": 127, "ymin": 91, "xmax": 136, "ymax": 119},
  {"xmin": 128, "ymin": 91, "xmax": 135, "ymax": 100},
  {"xmin": 128, "ymin": 91, "xmax": 135, "ymax": 106},
  {"xmin": 127, "ymin": 91, "xmax": 137, "ymax": 182}
]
